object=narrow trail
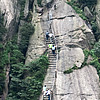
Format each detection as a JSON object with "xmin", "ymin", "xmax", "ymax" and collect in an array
[
  {"xmin": 38, "ymin": 0, "xmax": 100, "ymax": 100},
  {"xmin": 39, "ymin": 8, "xmax": 58, "ymax": 99}
]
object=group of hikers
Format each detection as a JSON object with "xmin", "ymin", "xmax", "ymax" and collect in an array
[
  {"xmin": 46, "ymin": 31, "xmax": 56, "ymax": 54},
  {"xmin": 42, "ymin": 85, "xmax": 51, "ymax": 100}
]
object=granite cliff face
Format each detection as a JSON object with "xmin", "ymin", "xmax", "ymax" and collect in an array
[
  {"xmin": 0, "ymin": 0, "xmax": 18, "ymax": 27},
  {"xmin": 0, "ymin": 0, "xmax": 100, "ymax": 99},
  {"xmin": 0, "ymin": 0, "xmax": 20, "ymax": 40},
  {"xmin": 96, "ymin": 0, "xmax": 100, "ymax": 31},
  {"xmin": 39, "ymin": 0, "xmax": 100, "ymax": 100}
]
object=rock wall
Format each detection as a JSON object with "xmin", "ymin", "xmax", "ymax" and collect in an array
[
  {"xmin": 25, "ymin": 1, "xmax": 46, "ymax": 64},
  {"xmin": 41, "ymin": 0, "xmax": 100, "ymax": 100},
  {"xmin": 0, "ymin": 0, "xmax": 20, "ymax": 40},
  {"xmin": 0, "ymin": 0, "xmax": 19, "ymax": 27},
  {"xmin": 96, "ymin": 0, "xmax": 100, "ymax": 31}
]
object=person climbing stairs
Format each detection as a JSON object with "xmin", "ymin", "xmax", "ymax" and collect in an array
[
  {"xmin": 39, "ymin": 9, "xmax": 58, "ymax": 100},
  {"xmin": 42, "ymin": 35, "xmax": 56, "ymax": 100}
]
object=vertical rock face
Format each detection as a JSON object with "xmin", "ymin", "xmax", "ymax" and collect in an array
[
  {"xmin": 41, "ymin": 0, "xmax": 100, "ymax": 100},
  {"xmin": 0, "ymin": 0, "xmax": 20, "ymax": 40},
  {"xmin": 25, "ymin": 2, "xmax": 46, "ymax": 64},
  {"xmin": 96, "ymin": 0, "xmax": 100, "ymax": 31},
  {"xmin": 0, "ymin": 0, "xmax": 19, "ymax": 27}
]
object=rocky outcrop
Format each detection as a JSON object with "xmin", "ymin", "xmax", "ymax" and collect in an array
[
  {"xmin": 42, "ymin": 0, "xmax": 53, "ymax": 6},
  {"xmin": 24, "ymin": 0, "xmax": 29, "ymax": 18},
  {"xmin": 0, "ymin": 0, "xmax": 19, "ymax": 27},
  {"xmin": 84, "ymin": 6, "xmax": 93, "ymax": 19},
  {"xmin": 0, "ymin": 0, "xmax": 20, "ymax": 40},
  {"xmin": 0, "ymin": 0, "xmax": 20, "ymax": 99},
  {"xmin": 25, "ymin": 2, "xmax": 46, "ymax": 64},
  {"xmin": 96, "ymin": 0, "xmax": 100, "ymax": 31},
  {"xmin": 40, "ymin": 0, "xmax": 100, "ymax": 100}
]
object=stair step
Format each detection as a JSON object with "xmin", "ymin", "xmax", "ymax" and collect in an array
[
  {"xmin": 48, "ymin": 67, "xmax": 56, "ymax": 69},
  {"xmin": 47, "ymin": 68, "xmax": 56, "ymax": 72},
  {"xmin": 49, "ymin": 56, "xmax": 56, "ymax": 58},
  {"xmin": 49, "ymin": 54, "xmax": 56, "ymax": 56},
  {"xmin": 49, "ymin": 63, "xmax": 56, "ymax": 65},
  {"xmin": 49, "ymin": 60, "xmax": 56, "ymax": 62},
  {"xmin": 49, "ymin": 64, "xmax": 56, "ymax": 66},
  {"xmin": 49, "ymin": 65, "xmax": 56, "ymax": 67}
]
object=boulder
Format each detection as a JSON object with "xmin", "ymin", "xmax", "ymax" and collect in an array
[{"xmin": 84, "ymin": 6, "xmax": 93, "ymax": 19}]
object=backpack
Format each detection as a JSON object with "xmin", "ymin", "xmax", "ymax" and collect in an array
[{"xmin": 52, "ymin": 46, "xmax": 55, "ymax": 50}]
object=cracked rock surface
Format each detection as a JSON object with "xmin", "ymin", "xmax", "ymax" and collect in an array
[{"xmin": 41, "ymin": 0, "xmax": 100, "ymax": 100}]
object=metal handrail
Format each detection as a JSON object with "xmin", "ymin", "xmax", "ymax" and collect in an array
[
  {"xmin": 42, "ymin": 10, "xmax": 58, "ymax": 100},
  {"xmin": 49, "ymin": 13, "xmax": 58, "ymax": 100}
]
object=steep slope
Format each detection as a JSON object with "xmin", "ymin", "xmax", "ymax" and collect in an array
[
  {"xmin": 96, "ymin": 0, "xmax": 100, "ymax": 31},
  {"xmin": 40, "ymin": 0, "xmax": 100, "ymax": 100},
  {"xmin": 25, "ymin": 1, "xmax": 45, "ymax": 64}
]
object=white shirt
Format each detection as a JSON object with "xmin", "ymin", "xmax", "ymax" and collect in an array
[
  {"xmin": 43, "ymin": 87, "xmax": 46, "ymax": 91},
  {"xmin": 49, "ymin": 33, "xmax": 53, "ymax": 37},
  {"xmin": 47, "ymin": 90, "xmax": 50, "ymax": 95}
]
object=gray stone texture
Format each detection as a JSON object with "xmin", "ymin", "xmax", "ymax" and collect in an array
[{"xmin": 40, "ymin": 0, "xmax": 100, "ymax": 100}]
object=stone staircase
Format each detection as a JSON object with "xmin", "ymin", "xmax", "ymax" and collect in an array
[
  {"xmin": 43, "ymin": 39, "xmax": 56, "ymax": 100},
  {"xmin": 39, "ymin": 12, "xmax": 57, "ymax": 100}
]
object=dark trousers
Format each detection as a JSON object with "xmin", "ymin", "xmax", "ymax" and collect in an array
[
  {"xmin": 48, "ymin": 94, "xmax": 50, "ymax": 100},
  {"xmin": 52, "ymin": 50, "xmax": 55, "ymax": 54},
  {"xmin": 46, "ymin": 35, "xmax": 49, "ymax": 40}
]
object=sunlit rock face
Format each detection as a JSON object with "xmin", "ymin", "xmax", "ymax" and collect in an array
[
  {"xmin": 40, "ymin": 0, "xmax": 100, "ymax": 100},
  {"xmin": 96, "ymin": 0, "xmax": 100, "ymax": 31},
  {"xmin": 25, "ymin": 3, "xmax": 45, "ymax": 64},
  {"xmin": 0, "ymin": 0, "xmax": 20, "ymax": 27}
]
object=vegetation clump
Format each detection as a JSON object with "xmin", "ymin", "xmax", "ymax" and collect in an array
[
  {"xmin": 6, "ymin": 37, "xmax": 49, "ymax": 100},
  {"xmin": 64, "ymin": 65, "xmax": 78, "ymax": 74},
  {"xmin": 0, "ymin": 11, "xmax": 7, "ymax": 94},
  {"xmin": 64, "ymin": 49, "xmax": 89, "ymax": 74},
  {"xmin": 67, "ymin": 0, "xmax": 87, "ymax": 20},
  {"xmin": 18, "ymin": 0, "xmax": 26, "ymax": 19},
  {"xmin": 19, "ymin": 23, "xmax": 34, "ymax": 55},
  {"xmin": 37, "ymin": 0, "xmax": 43, "ymax": 7}
]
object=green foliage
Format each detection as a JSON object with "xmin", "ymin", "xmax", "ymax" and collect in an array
[
  {"xmin": 0, "ymin": 11, "xmax": 7, "ymax": 94},
  {"xmin": 19, "ymin": 23, "xmax": 34, "ymax": 55},
  {"xmin": 80, "ymin": 49, "xmax": 89, "ymax": 68},
  {"xmin": 64, "ymin": 64, "xmax": 78, "ymax": 74},
  {"xmin": 18, "ymin": 0, "xmax": 26, "ymax": 19},
  {"xmin": 78, "ymin": 0, "xmax": 97, "ymax": 6},
  {"xmin": 26, "ymin": 11, "xmax": 33, "ymax": 22},
  {"xmin": 7, "ymin": 55, "xmax": 49, "ymax": 100},
  {"xmin": 64, "ymin": 68, "xmax": 73, "ymax": 74},
  {"xmin": 91, "ymin": 21, "xmax": 97, "ymax": 33},
  {"xmin": 89, "ymin": 49, "xmax": 100, "ymax": 79},
  {"xmin": 0, "ymin": 11, "xmax": 7, "ymax": 41},
  {"xmin": 67, "ymin": 0, "xmax": 87, "ymax": 20},
  {"xmin": 0, "ymin": 44, "xmax": 9, "ymax": 94},
  {"xmin": 37, "ymin": 0, "xmax": 42, "ymax": 7},
  {"xmin": 92, "ymin": 41, "xmax": 100, "ymax": 58},
  {"xmin": 64, "ymin": 49, "xmax": 89, "ymax": 74}
]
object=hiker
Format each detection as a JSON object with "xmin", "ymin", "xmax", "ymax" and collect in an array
[
  {"xmin": 42, "ymin": 85, "xmax": 46, "ymax": 96},
  {"xmin": 46, "ymin": 31, "xmax": 49, "ymax": 40},
  {"xmin": 47, "ymin": 89, "xmax": 51, "ymax": 100},
  {"xmin": 49, "ymin": 33, "xmax": 54, "ymax": 43},
  {"xmin": 52, "ymin": 45, "xmax": 56, "ymax": 54},
  {"xmin": 49, "ymin": 11, "xmax": 52, "ymax": 20},
  {"xmin": 54, "ymin": 4, "xmax": 56, "ymax": 10},
  {"xmin": 48, "ymin": 43, "xmax": 53, "ymax": 49}
]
